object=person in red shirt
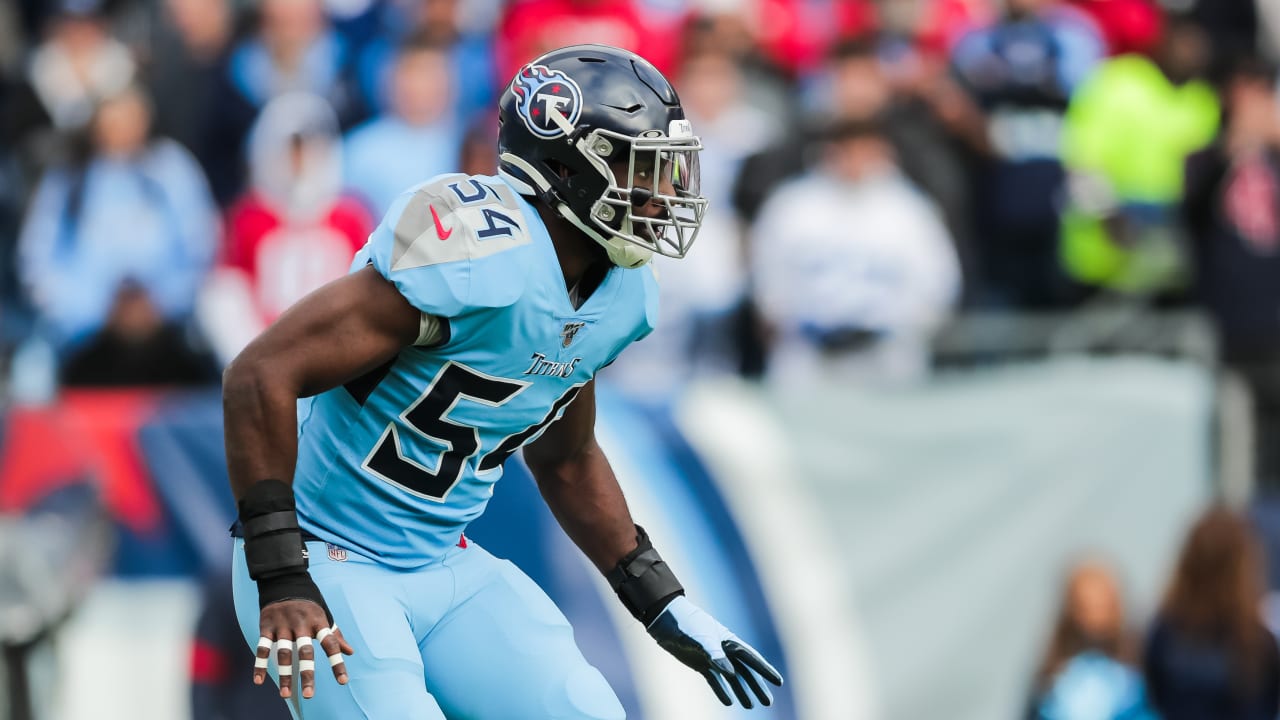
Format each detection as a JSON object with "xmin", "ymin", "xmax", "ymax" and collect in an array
[
  {"xmin": 1068, "ymin": 0, "xmax": 1163, "ymax": 56},
  {"xmin": 199, "ymin": 91, "xmax": 373, "ymax": 365},
  {"xmin": 495, "ymin": 0, "xmax": 678, "ymax": 83},
  {"xmin": 754, "ymin": 0, "xmax": 877, "ymax": 77}
]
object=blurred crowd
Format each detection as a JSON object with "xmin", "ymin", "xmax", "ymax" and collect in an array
[
  {"xmin": 1028, "ymin": 506, "xmax": 1280, "ymax": 720},
  {"xmin": 2, "ymin": 0, "xmax": 1280, "ymax": 401}
]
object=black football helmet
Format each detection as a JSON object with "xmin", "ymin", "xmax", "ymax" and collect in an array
[{"xmin": 497, "ymin": 44, "xmax": 706, "ymax": 268}]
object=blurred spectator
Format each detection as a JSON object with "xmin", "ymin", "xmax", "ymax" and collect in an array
[
  {"xmin": 1183, "ymin": 58, "xmax": 1280, "ymax": 489},
  {"xmin": 344, "ymin": 35, "xmax": 463, "ymax": 218},
  {"xmin": 679, "ymin": 49, "xmax": 783, "ymax": 221},
  {"xmin": 874, "ymin": 35, "xmax": 988, "ymax": 295},
  {"xmin": 606, "ymin": 48, "xmax": 781, "ymax": 399},
  {"xmin": 736, "ymin": 38, "xmax": 892, "ymax": 214},
  {"xmin": 458, "ymin": 113, "xmax": 498, "ymax": 177},
  {"xmin": 204, "ymin": 0, "xmax": 364, "ymax": 205},
  {"xmin": 815, "ymin": 37, "xmax": 891, "ymax": 123},
  {"xmin": 496, "ymin": 0, "xmax": 678, "ymax": 83},
  {"xmin": 146, "ymin": 0, "xmax": 234, "ymax": 167},
  {"xmin": 736, "ymin": 36, "xmax": 982, "ymax": 292},
  {"xmin": 881, "ymin": 0, "xmax": 995, "ymax": 60},
  {"xmin": 750, "ymin": 119, "xmax": 961, "ymax": 386},
  {"xmin": 321, "ymin": 0, "xmax": 383, "ymax": 55},
  {"xmin": 1184, "ymin": 0, "xmax": 1258, "ymax": 81},
  {"xmin": 950, "ymin": 0, "xmax": 1105, "ymax": 308},
  {"xmin": 753, "ymin": 0, "xmax": 877, "ymax": 77},
  {"xmin": 733, "ymin": 37, "xmax": 896, "ymax": 225},
  {"xmin": 357, "ymin": 0, "xmax": 497, "ymax": 123},
  {"xmin": 16, "ymin": 84, "xmax": 218, "ymax": 386},
  {"xmin": 1059, "ymin": 15, "xmax": 1219, "ymax": 296},
  {"xmin": 678, "ymin": 9, "xmax": 791, "ymax": 123},
  {"xmin": 18, "ymin": 1, "xmax": 136, "ymax": 132},
  {"xmin": 1067, "ymin": 0, "xmax": 1162, "ymax": 56},
  {"xmin": 1143, "ymin": 507, "xmax": 1280, "ymax": 720},
  {"xmin": 1026, "ymin": 560, "xmax": 1151, "ymax": 720},
  {"xmin": 199, "ymin": 92, "xmax": 373, "ymax": 366},
  {"xmin": 3, "ymin": 0, "xmax": 137, "ymax": 177}
]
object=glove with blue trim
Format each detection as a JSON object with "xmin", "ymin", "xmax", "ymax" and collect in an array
[
  {"xmin": 607, "ymin": 525, "xmax": 784, "ymax": 709},
  {"xmin": 648, "ymin": 595, "xmax": 784, "ymax": 708}
]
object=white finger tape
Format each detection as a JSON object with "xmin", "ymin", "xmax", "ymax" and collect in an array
[
  {"xmin": 257, "ymin": 637, "xmax": 272, "ymax": 651},
  {"xmin": 328, "ymin": 653, "xmax": 344, "ymax": 668},
  {"xmin": 276, "ymin": 639, "xmax": 294, "ymax": 652},
  {"xmin": 299, "ymin": 659, "xmax": 316, "ymax": 673},
  {"xmin": 296, "ymin": 636, "xmax": 313, "ymax": 650},
  {"xmin": 316, "ymin": 627, "xmax": 333, "ymax": 643},
  {"xmin": 254, "ymin": 656, "xmax": 269, "ymax": 670},
  {"xmin": 278, "ymin": 664, "xmax": 293, "ymax": 676}
]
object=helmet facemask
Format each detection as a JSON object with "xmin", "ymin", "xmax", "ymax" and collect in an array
[
  {"xmin": 499, "ymin": 122, "xmax": 708, "ymax": 269},
  {"xmin": 577, "ymin": 128, "xmax": 707, "ymax": 267}
]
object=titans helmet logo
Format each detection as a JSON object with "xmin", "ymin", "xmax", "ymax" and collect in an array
[{"xmin": 511, "ymin": 64, "xmax": 583, "ymax": 139}]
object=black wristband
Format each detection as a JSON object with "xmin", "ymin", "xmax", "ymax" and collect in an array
[
  {"xmin": 606, "ymin": 525, "xmax": 685, "ymax": 625},
  {"xmin": 240, "ymin": 479, "xmax": 308, "ymax": 581},
  {"xmin": 256, "ymin": 570, "xmax": 334, "ymax": 625}
]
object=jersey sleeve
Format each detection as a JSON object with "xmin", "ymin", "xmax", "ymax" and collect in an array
[{"xmin": 352, "ymin": 174, "xmax": 535, "ymax": 318}]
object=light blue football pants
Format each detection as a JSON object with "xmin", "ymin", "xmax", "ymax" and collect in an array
[{"xmin": 232, "ymin": 538, "xmax": 626, "ymax": 719}]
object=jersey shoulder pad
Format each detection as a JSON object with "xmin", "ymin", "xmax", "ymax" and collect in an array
[{"xmin": 355, "ymin": 174, "xmax": 536, "ymax": 317}]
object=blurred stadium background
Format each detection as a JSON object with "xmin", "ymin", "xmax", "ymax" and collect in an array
[{"xmin": 2, "ymin": 0, "xmax": 1280, "ymax": 718}]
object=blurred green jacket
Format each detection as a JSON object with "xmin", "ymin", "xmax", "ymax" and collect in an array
[{"xmin": 1060, "ymin": 54, "xmax": 1219, "ymax": 292}]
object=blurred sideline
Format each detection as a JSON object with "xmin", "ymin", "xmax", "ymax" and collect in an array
[{"xmin": 750, "ymin": 356, "xmax": 1210, "ymax": 719}]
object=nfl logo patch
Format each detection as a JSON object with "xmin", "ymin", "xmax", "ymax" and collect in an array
[
  {"xmin": 326, "ymin": 543, "xmax": 348, "ymax": 562},
  {"xmin": 562, "ymin": 322, "xmax": 585, "ymax": 347}
]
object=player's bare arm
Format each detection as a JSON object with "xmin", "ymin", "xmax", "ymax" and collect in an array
[
  {"xmin": 523, "ymin": 380, "xmax": 639, "ymax": 573},
  {"xmin": 524, "ymin": 381, "xmax": 783, "ymax": 708},
  {"xmin": 223, "ymin": 265, "xmax": 421, "ymax": 699}
]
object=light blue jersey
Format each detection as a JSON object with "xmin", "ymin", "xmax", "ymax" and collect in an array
[{"xmin": 291, "ymin": 174, "xmax": 658, "ymax": 568}]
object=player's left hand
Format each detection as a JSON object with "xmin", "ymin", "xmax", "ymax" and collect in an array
[{"xmin": 647, "ymin": 595, "xmax": 783, "ymax": 708}]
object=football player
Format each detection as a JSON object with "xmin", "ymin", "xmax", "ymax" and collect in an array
[{"xmin": 224, "ymin": 43, "xmax": 783, "ymax": 719}]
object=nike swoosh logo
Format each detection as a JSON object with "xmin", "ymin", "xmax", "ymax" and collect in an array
[{"xmin": 430, "ymin": 205, "xmax": 453, "ymax": 241}]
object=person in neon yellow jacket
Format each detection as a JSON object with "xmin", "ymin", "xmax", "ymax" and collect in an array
[{"xmin": 1060, "ymin": 16, "xmax": 1219, "ymax": 294}]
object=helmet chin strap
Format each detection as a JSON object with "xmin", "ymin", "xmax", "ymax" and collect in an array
[
  {"xmin": 500, "ymin": 152, "xmax": 653, "ymax": 269},
  {"xmin": 607, "ymin": 245, "xmax": 655, "ymax": 269},
  {"xmin": 555, "ymin": 202, "xmax": 653, "ymax": 269}
]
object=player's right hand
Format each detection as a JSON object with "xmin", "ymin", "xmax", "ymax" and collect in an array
[{"xmin": 256, "ymin": 598, "xmax": 355, "ymax": 700}]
